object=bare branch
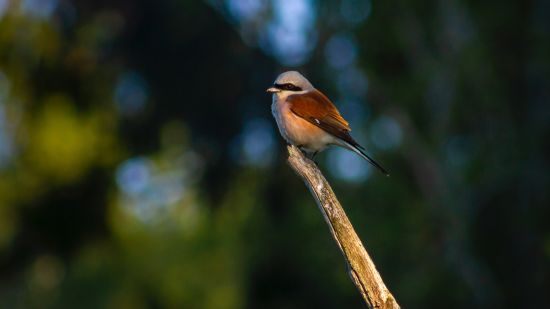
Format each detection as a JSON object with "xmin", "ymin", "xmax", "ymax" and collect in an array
[{"xmin": 286, "ymin": 145, "xmax": 399, "ymax": 309}]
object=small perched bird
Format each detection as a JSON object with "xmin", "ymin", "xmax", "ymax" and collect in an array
[{"xmin": 268, "ymin": 71, "xmax": 389, "ymax": 176}]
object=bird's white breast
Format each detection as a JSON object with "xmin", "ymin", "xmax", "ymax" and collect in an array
[{"xmin": 271, "ymin": 95, "xmax": 289, "ymax": 141}]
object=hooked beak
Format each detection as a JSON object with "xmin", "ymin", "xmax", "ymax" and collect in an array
[{"xmin": 266, "ymin": 86, "xmax": 280, "ymax": 93}]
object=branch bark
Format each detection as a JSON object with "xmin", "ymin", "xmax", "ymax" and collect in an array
[{"xmin": 286, "ymin": 145, "xmax": 399, "ymax": 309}]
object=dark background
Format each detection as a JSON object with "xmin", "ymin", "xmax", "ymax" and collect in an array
[{"xmin": 0, "ymin": 0, "xmax": 549, "ymax": 308}]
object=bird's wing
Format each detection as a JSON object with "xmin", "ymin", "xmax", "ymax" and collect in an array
[{"xmin": 287, "ymin": 89, "xmax": 362, "ymax": 148}]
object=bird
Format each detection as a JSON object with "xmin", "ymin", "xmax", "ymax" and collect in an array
[{"xmin": 267, "ymin": 71, "xmax": 389, "ymax": 176}]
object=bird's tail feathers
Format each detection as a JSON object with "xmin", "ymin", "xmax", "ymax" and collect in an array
[{"xmin": 342, "ymin": 142, "xmax": 390, "ymax": 176}]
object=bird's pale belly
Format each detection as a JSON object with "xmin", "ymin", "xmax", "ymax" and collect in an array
[{"xmin": 271, "ymin": 100, "xmax": 335, "ymax": 152}]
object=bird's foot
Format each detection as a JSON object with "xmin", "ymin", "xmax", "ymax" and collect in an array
[
  {"xmin": 300, "ymin": 147, "xmax": 319, "ymax": 165},
  {"xmin": 310, "ymin": 151, "xmax": 319, "ymax": 165}
]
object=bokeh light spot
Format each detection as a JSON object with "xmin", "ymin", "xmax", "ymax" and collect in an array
[
  {"xmin": 116, "ymin": 157, "xmax": 152, "ymax": 195},
  {"xmin": 337, "ymin": 67, "xmax": 368, "ymax": 98},
  {"xmin": 325, "ymin": 33, "xmax": 358, "ymax": 70},
  {"xmin": 21, "ymin": 0, "xmax": 59, "ymax": 19},
  {"xmin": 0, "ymin": 71, "xmax": 13, "ymax": 167},
  {"xmin": 227, "ymin": 0, "xmax": 266, "ymax": 22},
  {"xmin": 370, "ymin": 116, "xmax": 402, "ymax": 150},
  {"xmin": 114, "ymin": 71, "xmax": 149, "ymax": 117},
  {"xmin": 267, "ymin": 0, "xmax": 317, "ymax": 66},
  {"xmin": 328, "ymin": 148, "xmax": 371, "ymax": 182},
  {"xmin": 340, "ymin": 0, "xmax": 371, "ymax": 25},
  {"xmin": 0, "ymin": 0, "xmax": 8, "ymax": 19},
  {"xmin": 115, "ymin": 148, "xmax": 202, "ymax": 224},
  {"xmin": 236, "ymin": 118, "xmax": 275, "ymax": 167},
  {"xmin": 338, "ymin": 99, "xmax": 369, "ymax": 126},
  {"xmin": 0, "ymin": 106, "xmax": 13, "ymax": 168}
]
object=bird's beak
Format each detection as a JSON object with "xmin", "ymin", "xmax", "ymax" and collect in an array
[{"xmin": 266, "ymin": 87, "xmax": 280, "ymax": 93}]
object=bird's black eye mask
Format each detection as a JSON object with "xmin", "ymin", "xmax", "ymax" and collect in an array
[{"xmin": 274, "ymin": 83, "xmax": 302, "ymax": 91}]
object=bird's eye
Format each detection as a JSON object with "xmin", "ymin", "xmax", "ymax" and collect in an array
[
  {"xmin": 284, "ymin": 83, "xmax": 301, "ymax": 91},
  {"xmin": 274, "ymin": 83, "xmax": 301, "ymax": 91}
]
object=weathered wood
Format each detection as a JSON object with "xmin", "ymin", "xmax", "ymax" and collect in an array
[{"xmin": 286, "ymin": 145, "xmax": 399, "ymax": 309}]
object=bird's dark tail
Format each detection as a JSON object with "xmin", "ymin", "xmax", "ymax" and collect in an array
[{"xmin": 342, "ymin": 142, "xmax": 390, "ymax": 176}]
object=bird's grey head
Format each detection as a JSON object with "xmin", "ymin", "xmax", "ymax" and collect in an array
[{"xmin": 267, "ymin": 71, "xmax": 314, "ymax": 94}]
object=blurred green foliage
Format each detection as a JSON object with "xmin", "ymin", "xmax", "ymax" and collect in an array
[{"xmin": 0, "ymin": 0, "xmax": 549, "ymax": 308}]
